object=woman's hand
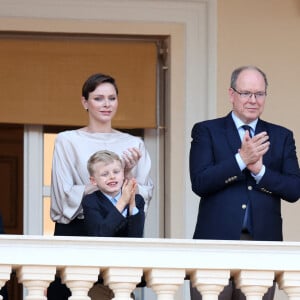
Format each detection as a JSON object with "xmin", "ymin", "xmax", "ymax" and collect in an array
[{"xmin": 122, "ymin": 147, "xmax": 141, "ymax": 175}]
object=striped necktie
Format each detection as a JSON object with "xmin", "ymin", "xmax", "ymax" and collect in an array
[{"xmin": 242, "ymin": 125, "xmax": 253, "ymax": 138}]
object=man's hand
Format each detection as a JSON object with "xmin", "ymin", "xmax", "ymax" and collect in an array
[
  {"xmin": 239, "ymin": 131, "xmax": 270, "ymax": 171},
  {"xmin": 247, "ymin": 156, "xmax": 263, "ymax": 175}
]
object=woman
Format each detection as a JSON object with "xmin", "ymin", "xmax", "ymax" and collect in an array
[
  {"xmin": 50, "ymin": 73, "xmax": 153, "ymax": 236},
  {"xmin": 48, "ymin": 73, "xmax": 153, "ymax": 300}
]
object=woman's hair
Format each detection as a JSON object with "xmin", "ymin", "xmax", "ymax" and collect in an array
[
  {"xmin": 230, "ymin": 65, "xmax": 268, "ymax": 90},
  {"xmin": 82, "ymin": 73, "xmax": 119, "ymax": 100},
  {"xmin": 87, "ymin": 150, "xmax": 123, "ymax": 176}
]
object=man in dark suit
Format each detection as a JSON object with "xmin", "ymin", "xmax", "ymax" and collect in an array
[{"xmin": 189, "ymin": 66, "xmax": 300, "ymax": 300}]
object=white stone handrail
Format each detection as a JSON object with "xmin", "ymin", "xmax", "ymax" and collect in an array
[{"xmin": 1, "ymin": 235, "xmax": 300, "ymax": 300}]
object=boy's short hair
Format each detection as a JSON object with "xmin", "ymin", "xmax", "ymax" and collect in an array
[{"xmin": 87, "ymin": 150, "xmax": 123, "ymax": 176}]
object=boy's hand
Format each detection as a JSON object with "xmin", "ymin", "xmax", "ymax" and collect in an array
[
  {"xmin": 117, "ymin": 179, "xmax": 136, "ymax": 213},
  {"xmin": 129, "ymin": 178, "xmax": 137, "ymax": 205}
]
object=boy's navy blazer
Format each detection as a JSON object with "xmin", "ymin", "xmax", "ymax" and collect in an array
[
  {"xmin": 82, "ymin": 190, "xmax": 145, "ymax": 237},
  {"xmin": 190, "ymin": 113, "xmax": 300, "ymax": 241}
]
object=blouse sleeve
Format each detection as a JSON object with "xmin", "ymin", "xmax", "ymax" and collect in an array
[
  {"xmin": 50, "ymin": 134, "xmax": 86, "ymax": 224},
  {"xmin": 132, "ymin": 139, "xmax": 154, "ymax": 213}
]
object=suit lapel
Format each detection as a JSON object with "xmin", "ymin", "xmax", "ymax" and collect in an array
[
  {"xmin": 255, "ymin": 119, "xmax": 272, "ymax": 166},
  {"xmin": 96, "ymin": 190, "xmax": 116, "ymax": 210},
  {"xmin": 225, "ymin": 113, "xmax": 242, "ymax": 155},
  {"xmin": 254, "ymin": 119, "xmax": 266, "ymax": 135}
]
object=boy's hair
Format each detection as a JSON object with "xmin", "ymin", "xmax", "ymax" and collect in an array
[{"xmin": 87, "ymin": 150, "xmax": 123, "ymax": 176}]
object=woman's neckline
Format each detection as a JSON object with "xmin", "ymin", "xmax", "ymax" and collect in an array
[{"xmin": 79, "ymin": 126, "xmax": 115, "ymax": 134}]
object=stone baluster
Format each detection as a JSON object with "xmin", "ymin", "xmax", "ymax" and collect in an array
[
  {"xmin": 0, "ymin": 265, "xmax": 11, "ymax": 300},
  {"xmin": 17, "ymin": 265, "xmax": 56, "ymax": 300},
  {"xmin": 234, "ymin": 270, "xmax": 274, "ymax": 300},
  {"xmin": 277, "ymin": 271, "xmax": 300, "ymax": 300},
  {"xmin": 145, "ymin": 268, "xmax": 185, "ymax": 300},
  {"xmin": 102, "ymin": 267, "xmax": 143, "ymax": 300},
  {"xmin": 61, "ymin": 266, "xmax": 100, "ymax": 300},
  {"xmin": 190, "ymin": 269, "xmax": 230, "ymax": 300}
]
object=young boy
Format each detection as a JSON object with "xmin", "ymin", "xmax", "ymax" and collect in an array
[
  {"xmin": 82, "ymin": 150, "xmax": 145, "ymax": 299},
  {"xmin": 82, "ymin": 150, "xmax": 145, "ymax": 237}
]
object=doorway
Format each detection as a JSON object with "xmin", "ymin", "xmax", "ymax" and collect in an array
[
  {"xmin": 0, "ymin": 32, "xmax": 167, "ymax": 300},
  {"xmin": 0, "ymin": 124, "xmax": 24, "ymax": 300}
]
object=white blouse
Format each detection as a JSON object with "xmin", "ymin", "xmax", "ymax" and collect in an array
[{"xmin": 50, "ymin": 129, "xmax": 153, "ymax": 224}]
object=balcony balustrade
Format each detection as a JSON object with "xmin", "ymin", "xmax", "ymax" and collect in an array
[{"xmin": 0, "ymin": 235, "xmax": 300, "ymax": 300}]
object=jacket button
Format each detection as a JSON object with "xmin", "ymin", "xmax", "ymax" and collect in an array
[
  {"xmin": 248, "ymin": 185, "xmax": 253, "ymax": 190},
  {"xmin": 242, "ymin": 204, "xmax": 247, "ymax": 209}
]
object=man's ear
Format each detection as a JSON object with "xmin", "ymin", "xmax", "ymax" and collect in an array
[{"xmin": 228, "ymin": 88, "xmax": 235, "ymax": 104}]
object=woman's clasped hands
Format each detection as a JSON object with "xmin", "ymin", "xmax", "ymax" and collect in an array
[{"xmin": 122, "ymin": 147, "xmax": 141, "ymax": 173}]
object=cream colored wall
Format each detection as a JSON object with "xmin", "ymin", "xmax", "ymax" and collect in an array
[{"xmin": 218, "ymin": 0, "xmax": 300, "ymax": 241}]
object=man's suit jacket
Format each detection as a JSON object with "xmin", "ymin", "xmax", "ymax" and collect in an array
[
  {"xmin": 189, "ymin": 112, "xmax": 300, "ymax": 241},
  {"xmin": 82, "ymin": 190, "xmax": 145, "ymax": 237}
]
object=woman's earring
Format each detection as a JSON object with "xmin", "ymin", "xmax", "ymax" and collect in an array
[{"xmin": 86, "ymin": 108, "xmax": 88, "ymax": 112}]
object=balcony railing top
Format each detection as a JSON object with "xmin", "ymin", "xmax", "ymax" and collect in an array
[{"xmin": 1, "ymin": 234, "xmax": 300, "ymax": 274}]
